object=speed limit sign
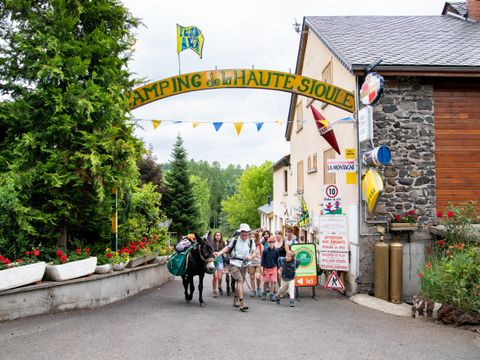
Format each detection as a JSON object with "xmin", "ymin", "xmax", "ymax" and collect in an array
[
  {"xmin": 323, "ymin": 184, "xmax": 342, "ymax": 215},
  {"xmin": 325, "ymin": 185, "xmax": 339, "ymax": 198}
]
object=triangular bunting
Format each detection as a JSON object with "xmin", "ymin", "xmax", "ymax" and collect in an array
[
  {"xmin": 275, "ymin": 121, "xmax": 284, "ymax": 126},
  {"xmin": 192, "ymin": 122, "xmax": 201, "ymax": 128},
  {"xmin": 256, "ymin": 122, "xmax": 264, "ymax": 131},
  {"xmin": 213, "ymin": 122, "xmax": 223, "ymax": 132},
  {"xmin": 310, "ymin": 105, "xmax": 341, "ymax": 155},
  {"xmin": 233, "ymin": 122, "xmax": 244, "ymax": 136},
  {"xmin": 151, "ymin": 120, "xmax": 161, "ymax": 129}
]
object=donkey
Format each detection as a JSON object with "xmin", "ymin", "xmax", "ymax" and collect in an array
[{"xmin": 181, "ymin": 233, "xmax": 215, "ymax": 307}]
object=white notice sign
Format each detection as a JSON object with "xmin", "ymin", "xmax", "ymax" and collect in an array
[
  {"xmin": 327, "ymin": 159, "xmax": 357, "ymax": 173},
  {"xmin": 320, "ymin": 233, "xmax": 349, "ymax": 252},
  {"xmin": 319, "ymin": 215, "xmax": 347, "ymax": 234},
  {"xmin": 319, "ymin": 251, "xmax": 350, "ymax": 271},
  {"xmin": 358, "ymin": 106, "xmax": 373, "ymax": 143}
]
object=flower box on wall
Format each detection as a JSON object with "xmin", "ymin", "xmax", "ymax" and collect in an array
[
  {"xmin": 44, "ymin": 257, "xmax": 97, "ymax": 281},
  {"xmin": 112, "ymin": 262, "xmax": 126, "ymax": 271},
  {"xmin": 95, "ymin": 264, "xmax": 112, "ymax": 274},
  {"xmin": 0, "ymin": 262, "xmax": 46, "ymax": 292},
  {"xmin": 391, "ymin": 223, "xmax": 418, "ymax": 231},
  {"xmin": 126, "ymin": 252, "xmax": 158, "ymax": 269}
]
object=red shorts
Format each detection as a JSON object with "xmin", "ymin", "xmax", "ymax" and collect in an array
[{"xmin": 263, "ymin": 267, "xmax": 278, "ymax": 283}]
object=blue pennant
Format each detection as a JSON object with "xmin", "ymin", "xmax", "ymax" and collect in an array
[
  {"xmin": 256, "ymin": 122, "xmax": 264, "ymax": 131},
  {"xmin": 213, "ymin": 122, "xmax": 223, "ymax": 132}
]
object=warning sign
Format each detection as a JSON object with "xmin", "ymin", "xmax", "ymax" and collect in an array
[
  {"xmin": 325, "ymin": 271, "xmax": 345, "ymax": 290},
  {"xmin": 323, "ymin": 184, "xmax": 342, "ymax": 215},
  {"xmin": 319, "ymin": 233, "xmax": 348, "ymax": 252},
  {"xmin": 319, "ymin": 251, "xmax": 349, "ymax": 271}
]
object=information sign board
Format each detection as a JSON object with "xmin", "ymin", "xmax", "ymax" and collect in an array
[{"xmin": 291, "ymin": 243, "xmax": 318, "ymax": 287}]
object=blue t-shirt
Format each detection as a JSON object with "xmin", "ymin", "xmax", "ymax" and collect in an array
[{"xmin": 261, "ymin": 246, "xmax": 279, "ymax": 269}]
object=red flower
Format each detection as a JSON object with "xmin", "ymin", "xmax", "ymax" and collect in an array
[
  {"xmin": 425, "ymin": 262, "xmax": 431, "ymax": 270},
  {"xmin": 56, "ymin": 250, "xmax": 64, "ymax": 257},
  {"xmin": 408, "ymin": 209, "xmax": 415, "ymax": 215},
  {"xmin": 75, "ymin": 248, "xmax": 81, "ymax": 255},
  {"xmin": 25, "ymin": 251, "xmax": 31, "ymax": 256},
  {"xmin": 417, "ymin": 273, "xmax": 424, "ymax": 278},
  {"xmin": 395, "ymin": 214, "xmax": 401, "ymax": 222},
  {"xmin": 33, "ymin": 250, "xmax": 40, "ymax": 257},
  {"xmin": 447, "ymin": 211, "xmax": 454, "ymax": 218},
  {"xmin": 106, "ymin": 253, "xmax": 113, "ymax": 258},
  {"xmin": 437, "ymin": 240, "xmax": 445, "ymax": 246},
  {"xmin": 85, "ymin": 248, "xmax": 91, "ymax": 254},
  {"xmin": 436, "ymin": 211, "xmax": 443, "ymax": 218},
  {"xmin": 16, "ymin": 259, "xmax": 23, "ymax": 263},
  {"xmin": 2, "ymin": 258, "xmax": 11, "ymax": 265},
  {"xmin": 59, "ymin": 255, "xmax": 68, "ymax": 263},
  {"xmin": 446, "ymin": 250, "xmax": 451, "ymax": 256},
  {"xmin": 143, "ymin": 236, "xmax": 147, "ymax": 241},
  {"xmin": 0, "ymin": 255, "xmax": 4, "ymax": 261}
]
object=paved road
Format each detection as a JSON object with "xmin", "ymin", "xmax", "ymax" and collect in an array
[{"xmin": 1, "ymin": 278, "xmax": 478, "ymax": 360}]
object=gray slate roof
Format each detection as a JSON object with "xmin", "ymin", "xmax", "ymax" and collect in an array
[
  {"xmin": 444, "ymin": 1, "xmax": 468, "ymax": 17},
  {"xmin": 258, "ymin": 203, "xmax": 273, "ymax": 215},
  {"xmin": 305, "ymin": 15, "xmax": 480, "ymax": 71}
]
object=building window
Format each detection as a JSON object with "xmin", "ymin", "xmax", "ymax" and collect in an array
[
  {"xmin": 296, "ymin": 100, "xmax": 303, "ymax": 132},
  {"xmin": 283, "ymin": 169, "xmax": 288, "ymax": 194},
  {"xmin": 297, "ymin": 161, "xmax": 304, "ymax": 193},
  {"xmin": 321, "ymin": 61, "xmax": 333, "ymax": 109},
  {"xmin": 323, "ymin": 148, "xmax": 336, "ymax": 184},
  {"xmin": 307, "ymin": 153, "xmax": 317, "ymax": 173}
]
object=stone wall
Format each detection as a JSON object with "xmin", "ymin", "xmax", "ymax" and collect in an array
[{"xmin": 358, "ymin": 76, "xmax": 435, "ymax": 296}]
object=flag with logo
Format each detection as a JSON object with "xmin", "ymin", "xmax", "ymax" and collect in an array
[
  {"xmin": 177, "ymin": 24, "xmax": 204, "ymax": 58},
  {"xmin": 298, "ymin": 197, "xmax": 309, "ymax": 227}
]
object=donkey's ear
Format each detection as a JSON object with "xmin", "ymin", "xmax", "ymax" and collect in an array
[{"xmin": 195, "ymin": 233, "xmax": 205, "ymax": 244}]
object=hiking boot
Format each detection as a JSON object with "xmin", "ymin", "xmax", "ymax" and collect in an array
[
  {"xmin": 218, "ymin": 287, "xmax": 224, "ymax": 296},
  {"xmin": 289, "ymin": 300, "xmax": 295, "ymax": 307},
  {"xmin": 275, "ymin": 295, "xmax": 280, "ymax": 305},
  {"xmin": 270, "ymin": 293, "xmax": 276, "ymax": 302},
  {"xmin": 262, "ymin": 292, "xmax": 268, "ymax": 301},
  {"xmin": 233, "ymin": 296, "xmax": 240, "ymax": 307},
  {"xmin": 239, "ymin": 299, "xmax": 249, "ymax": 312}
]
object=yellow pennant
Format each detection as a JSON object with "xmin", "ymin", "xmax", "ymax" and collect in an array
[
  {"xmin": 233, "ymin": 122, "xmax": 244, "ymax": 136},
  {"xmin": 151, "ymin": 120, "xmax": 161, "ymax": 129},
  {"xmin": 192, "ymin": 122, "xmax": 201, "ymax": 128},
  {"xmin": 275, "ymin": 121, "xmax": 284, "ymax": 126},
  {"xmin": 319, "ymin": 120, "xmax": 329, "ymax": 127}
]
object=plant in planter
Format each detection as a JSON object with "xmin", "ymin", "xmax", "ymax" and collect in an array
[
  {"xmin": 391, "ymin": 209, "xmax": 417, "ymax": 229},
  {"xmin": 0, "ymin": 250, "xmax": 46, "ymax": 291},
  {"xmin": 95, "ymin": 250, "xmax": 114, "ymax": 274},
  {"xmin": 111, "ymin": 249, "xmax": 130, "ymax": 271},
  {"xmin": 43, "ymin": 248, "xmax": 97, "ymax": 281}
]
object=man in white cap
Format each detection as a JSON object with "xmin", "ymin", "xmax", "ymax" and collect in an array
[{"xmin": 214, "ymin": 223, "xmax": 255, "ymax": 312}]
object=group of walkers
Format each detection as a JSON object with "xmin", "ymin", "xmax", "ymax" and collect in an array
[{"xmin": 210, "ymin": 223, "xmax": 300, "ymax": 312}]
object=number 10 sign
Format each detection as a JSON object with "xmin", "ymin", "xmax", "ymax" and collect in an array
[{"xmin": 323, "ymin": 184, "xmax": 342, "ymax": 215}]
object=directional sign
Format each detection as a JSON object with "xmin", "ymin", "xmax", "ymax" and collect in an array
[
  {"xmin": 325, "ymin": 271, "xmax": 345, "ymax": 290},
  {"xmin": 292, "ymin": 243, "xmax": 318, "ymax": 287}
]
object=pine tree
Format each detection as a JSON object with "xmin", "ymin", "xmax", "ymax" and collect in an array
[{"xmin": 164, "ymin": 135, "xmax": 200, "ymax": 237}]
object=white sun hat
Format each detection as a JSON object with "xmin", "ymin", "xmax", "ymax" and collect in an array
[{"xmin": 237, "ymin": 223, "xmax": 251, "ymax": 232}]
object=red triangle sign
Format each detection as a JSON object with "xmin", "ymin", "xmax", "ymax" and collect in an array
[
  {"xmin": 310, "ymin": 105, "xmax": 341, "ymax": 155},
  {"xmin": 325, "ymin": 271, "xmax": 345, "ymax": 290}
]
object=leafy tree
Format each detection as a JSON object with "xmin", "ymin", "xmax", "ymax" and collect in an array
[
  {"xmin": 138, "ymin": 149, "xmax": 165, "ymax": 194},
  {"xmin": 190, "ymin": 175, "xmax": 211, "ymax": 235},
  {"xmin": 164, "ymin": 135, "xmax": 200, "ymax": 237},
  {"xmin": 0, "ymin": 0, "xmax": 142, "ymax": 252},
  {"xmin": 221, "ymin": 161, "xmax": 273, "ymax": 231}
]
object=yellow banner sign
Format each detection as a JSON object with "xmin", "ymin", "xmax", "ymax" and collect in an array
[
  {"xmin": 129, "ymin": 69, "xmax": 355, "ymax": 112},
  {"xmin": 362, "ymin": 169, "xmax": 384, "ymax": 214}
]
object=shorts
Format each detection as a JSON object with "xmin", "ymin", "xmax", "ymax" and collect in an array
[
  {"xmin": 263, "ymin": 267, "xmax": 278, "ymax": 283},
  {"xmin": 229, "ymin": 265, "xmax": 246, "ymax": 283},
  {"xmin": 248, "ymin": 265, "xmax": 262, "ymax": 276},
  {"xmin": 214, "ymin": 257, "xmax": 224, "ymax": 271}
]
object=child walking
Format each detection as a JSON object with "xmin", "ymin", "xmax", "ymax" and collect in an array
[
  {"xmin": 261, "ymin": 236, "xmax": 279, "ymax": 302},
  {"xmin": 277, "ymin": 250, "xmax": 300, "ymax": 307}
]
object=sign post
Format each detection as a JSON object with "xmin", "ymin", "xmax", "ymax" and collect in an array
[{"xmin": 291, "ymin": 243, "xmax": 318, "ymax": 300}]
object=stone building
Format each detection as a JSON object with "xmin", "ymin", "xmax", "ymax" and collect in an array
[{"xmin": 273, "ymin": 1, "xmax": 480, "ymax": 299}]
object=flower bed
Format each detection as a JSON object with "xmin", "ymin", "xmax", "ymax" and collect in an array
[{"xmin": 412, "ymin": 296, "xmax": 480, "ymax": 326}]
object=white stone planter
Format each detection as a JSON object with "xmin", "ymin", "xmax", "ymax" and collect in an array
[
  {"xmin": 126, "ymin": 252, "xmax": 159, "ymax": 269},
  {"xmin": 44, "ymin": 257, "xmax": 97, "ymax": 281},
  {"xmin": 0, "ymin": 262, "xmax": 46, "ymax": 292},
  {"xmin": 112, "ymin": 262, "xmax": 126, "ymax": 271},
  {"xmin": 95, "ymin": 264, "xmax": 112, "ymax": 274}
]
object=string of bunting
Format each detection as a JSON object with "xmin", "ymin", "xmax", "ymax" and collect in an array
[{"xmin": 132, "ymin": 116, "xmax": 353, "ymax": 136}]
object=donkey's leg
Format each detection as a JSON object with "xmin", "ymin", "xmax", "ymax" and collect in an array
[
  {"xmin": 198, "ymin": 273, "xmax": 205, "ymax": 306},
  {"xmin": 182, "ymin": 275, "xmax": 190, "ymax": 303},
  {"xmin": 188, "ymin": 276, "xmax": 195, "ymax": 302},
  {"xmin": 226, "ymin": 273, "xmax": 231, "ymax": 296}
]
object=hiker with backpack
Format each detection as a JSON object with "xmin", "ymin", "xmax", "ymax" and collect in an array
[
  {"xmin": 213, "ymin": 223, "xmax": 255, "ymax": 312},
  {"xmin": 276, "ymin": 250, "xmax": 300, "ymax": 307}
]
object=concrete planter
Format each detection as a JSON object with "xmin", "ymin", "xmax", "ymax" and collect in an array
[
  {"xmin": 126, "ymin": 252, "xmax": 158, "ymax": 269},
  {"xmin": 156, "ymin": 255, "xmax": 168, "ymax": 265},
  {"xmin": 391, "ymin": 223, "xmax": 418, "ymax": 231},
  {"xmin": 112, "ymin": 262, "xmax": 126, "ymax": 271},
  {"xmin": 0, "ymin": 262, "xmax": 46, "ymax": 292},
  {"xmin": 95, "ymin": 264, "xmax": 112, "ymax": 274},
  {"xmin": 44, "ymin": 257, "xmax": 97, "ymax": 281}
]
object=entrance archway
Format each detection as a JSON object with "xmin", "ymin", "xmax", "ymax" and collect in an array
[{"xmin": 129, "ymin": 69, "xmax": 355, "ymax": 112}]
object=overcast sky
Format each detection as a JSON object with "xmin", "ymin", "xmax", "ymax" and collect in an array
[{"xmin": 123, "ymin": 0, "xmax": 447, "ymax": 167}]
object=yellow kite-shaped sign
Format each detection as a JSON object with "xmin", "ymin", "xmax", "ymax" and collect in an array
[
  {"xmin": 129, "ymin": 69, "xmax": 355, "ymax": 112},
  {"xmin": 362, "ymin": 169, "xmax": 384, "ymax": 214}
]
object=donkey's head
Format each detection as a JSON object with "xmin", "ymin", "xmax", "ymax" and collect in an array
[{"xmin": 196, "ymin": 233, "xmax": 215, "ymax": 274}]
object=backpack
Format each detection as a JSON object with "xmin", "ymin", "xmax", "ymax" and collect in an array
[
  {"xmin": 230, "ymin": 237, "xmax": 253, "ymax": 260},
  {"xmin": 167, "ymin": 243, "xmax": 196, "ymax": 276}
]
